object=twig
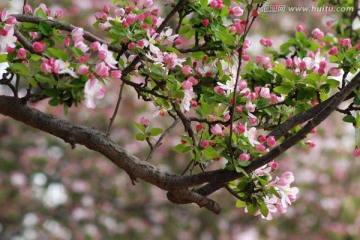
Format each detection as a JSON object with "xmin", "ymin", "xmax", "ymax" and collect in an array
[
  {"xmin": 106, "ymin": 82, "xmax": 125, "ymax": 136},
  {"xmin": 146, "ymin": 118, "xmax": 180, "ymax": 161}
]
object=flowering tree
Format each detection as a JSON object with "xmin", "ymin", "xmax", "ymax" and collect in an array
[{"xmin": 0, "ymin": 0, "xmax": 359, "ymax": 224}]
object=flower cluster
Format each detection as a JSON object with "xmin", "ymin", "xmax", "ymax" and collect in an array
[{"xmin": 0, "ymin": 9, "xmax": 17, "ymax": 54}]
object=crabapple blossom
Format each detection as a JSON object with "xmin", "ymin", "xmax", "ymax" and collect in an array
[{"xmin": 84, "ymin": 78, "xmax": 106, "ymax": 109}]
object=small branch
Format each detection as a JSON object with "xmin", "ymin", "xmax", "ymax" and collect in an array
[
  {"xmin": 146, "ymin": 118, "xmax": 180, "ymax": 161},
  {"xmin": 106, "ymin": 82, "xmax": 125, "ymax": 136}
]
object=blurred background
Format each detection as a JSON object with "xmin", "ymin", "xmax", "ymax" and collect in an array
[{"xmin": 0, "ymin": 0, "xmax": 359, "ymax": 239}]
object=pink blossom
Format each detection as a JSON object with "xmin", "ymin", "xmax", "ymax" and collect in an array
[
  {"xmin": 214, "ymin": 86, "xmax": 225, "ymax": 95},
  {"xmin": 75, "ymin": 41, "xmax": 89, "ymax": 53},
  {"xmin": 111, "ymin": 70, "xmax": 122, "ymax": 79},
  {"xmin": 55, "ymin": 9, "xmax": 63, "ymax": 18},
  {"xmin": 180, "ymin": 89, "xmax": 195, "ymax": 112},
  {"xmin": 95, "ymin": 62, "xmax": 110, "ymax": 78},
  {"xmin": 71, "ymin": 27, "xmax": 85, "ymax": 43},
  {"xmin": 181, "ymin": 80, "xmax": 193, "ymax": 90},
  {"xmin": 140, "ymin": 116, "xmax": 150, "ymax": 127},
  {"xmin": 329, "ymin": 46, "xmax": 338, "ymax": 55},
  {"xmin": 239, "ymin": 153, "xmax": 250, "ymax": 162},
  {"xmin": 353, "ymin": 149, "xmax": 360, "ymax": 157},
  {"xmin": 267, "ymin": 136, "xmax": 277, "ymax": 147},
  {"xmin": 211, "ymin": 124, "xmax": 224, "ymax": 136},
  {"xmin": 231, "ymin": 6, "xmax": 243, "ymax": 17},
  {"xmin": 182, "ymin": 65, "xmax": 192, "ymax": 75},
  {"xmin": 296, "ymin": 24, "xmax": 304, "ymax": 32},
  {"xmin": 16, "ymin": 48, "xmax": 27, "ymax": 59},
  {"xmin": 23, "ymin": 4, "xmax": 33, "ymax": 14},
  {"xmin": 312, "ymin": 28, "xmax": 324, "ymax": 39},
  {"xmin": 90, "ymin": 41, "xmax": 100, "ymax": 51},
  {"xmin": 41, "ymin": 62, "xmax": 52, "ymax": 74},
  {"xmin": 84, "ymin": 78, "xmax": 106, "ymax": 109},
  {"xmin": 77, "ymin": 64, "xmax": 89, "ymax": 75},
  {"xmin": 32, "ymin": 42, "xmax": 44, "ymax": 52},
  {"xmin": 305, "ymin": 140, "xmax": 317, "ymax": 148},
  {"xmin": 200, "ymin": 140, "xmax": 209, "ymax": 149},
  {"xmin": 202, "ymin": 19, "xmax": 210, "ymax": 27}
]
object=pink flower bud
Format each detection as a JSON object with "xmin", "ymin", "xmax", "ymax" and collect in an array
[
  {"xmin": 55, "ymin": 9, "xmax": 63, "ymax": 18},
  {"xmin": 268, "ymin": 161, "xmax": 279, "ymax": 170},
  {"xmin": 356, "ymin": 43, "xmax": 360, "ymax": 51},
  {"xmin": 174, "ymin": 38, "xmax": 182, "ymax": 45},
  {"xmin": 214, "ymin": 86, "xmax": 225, "ymax": 95},
  {"xmin": 90, "ymin": 41, "xmax": 100, "ymax": 51},
  {"xmin": 242, "ymin": 54, "xmax": 250, "ymax": 61},
  {"xmin": 188, "ymin": 77, "xmax": 198, "ymax": 86},
  {"xmin": 115, "ymin": 8, "xmax": 125, "ymax": 16},
  {"xmin": 77, "ymin": 64, "xmax": 89, "ymax": 75},
  {"xmin": 353, "ymin": 149, "xmax": 360, "ymax": 157},
  {"xmin": 41, "ymin": 62, "xmax": 52, "ymax": 74},
  {"xmin": 249, "ymin": 117, "xmax": 257, "ymax": 124},
  {"xmin": 236, "ymin": 123, "xmax": 245, "ymax": 133},
  {"xmin": 312, "ymin": 28, "xmax": 324, "ymax": 39},
  {"xmin": 239, "ymin": 153, "xmax": 250, "ymax": 162},
  {"xmin": 33, "ymin": 42, "xmax": 44, "ymax": 52},
  {"xmin": 258, "ymin": 134, "xmax": 267, "ymax": 143},
  {"xmin": 200, "ymin": 140, "xmax": 209, "ymax": 149},
  {"xmin": 267, "ymin": 136, "xmax": 277, "ymax": 147},
  {"xmin": 256, "ymin": 145, "xmax": 266, "ymax": 152},
  {"xmin": 329, "ymin": 46, "xmax": 338, "ymax": 55},
  {"xmin": 305, "ymin": 140, "xmax": 316, "ymax": 148},
  {"xmin": 182, "ymin": 80, "xmax": 193, "ymax": 90},
  {"xmin": 236, "ymin": 105, "xmax": 243, "ymax": 113},
  {"xmin": 128, "ymin": 42, "xmax": 136, "ymax": 50},
  {"xmin": 151, "ymin": 9, "xmax": 159, "ymax": 16},
  {"xmin": 296, "ymin": 24, "xmax": 304, "ymax": 32},
  {"xmin": 232, "ymin": 6, "xmax": 243, "ymax": 16},
  {"xmin": 196, "ymin": 123, "xmax": 203, "ymax": 132},
  {"xmin": 24, "ymin": 4, "xmax": 33, "ymax": 14},
  {"xmin": 140, "ymin": 116, "xmax": 150, "ymax": 127},
  {"xmin": 98, "ymin": 50, "xmax": 107, "ymax": 60},
  {"xmin": 111, "ymin": 70, "xmax": 122, "ymax": 79},
  {"xmin": 95, "ymin": 62, "xmax": 110, "ymax": 78},
  {"xmin": 252, "ymin": 9, "xmax": 259, "ymax": 17},
  {"xmin": 103, "ymin": 5, "xmax": 110, "ymax": 13},
  {"xmin": 202, "ymin": 19, "xmax": 210, "ymax": 27},
  {"xmin": 64, "ymin": 37, "xmax": 70, "ymax": 47},
  {"xmin": 17, "ymin": 48, "xmax": 27, "ymax": 59},
  {"xmin": 211, "ymin": 124, "xmax": 223, "ymax": 136},
  {"xmin": 182, "ymin": 65, "xmax": 192, "ymax": 75}
]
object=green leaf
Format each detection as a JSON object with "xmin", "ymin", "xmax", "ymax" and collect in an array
[
  {"xmin": 136, "ymin": 133, "xmax": 146, "ymax": 141},
  {"xmin": 0, "ymin": 54, "xmax": 7, "ymax": 63},
  {"xmin": 10, "ymin": 63, "xmax": 29, "ymax": 76},
  {"xmin": 149, "ymin": 128, "xmax": 163, "ymax": 136},
  {"xmin": 236, "ymin": 200, "xmax": 246, "ymax": 208},
  {"xmin": 191, "ymin": 51, "xmax": 206, "ymax": 60},
  {"xmin": 273, "ymin": 65, "xmax": 300, "ymax": 82},
  {"xmin": 203, "ymin": 146, "xmax": 219, "ymax": 159},
  {"xmin": 35, "ymin": 8, "xmax": 47, "ymax": 19},
  {"xmin": 273, "ymin": 85, "xmax": 292, "ymax": 95},
  {"xmin": 200, "ymin": 0, "xmax": 208, "ymax": 8},
  {"xmin": 343, "ymin": 115, "xmax": 356, "ymax": 123},
  {"xmin": 35, "ymin": 74, "xmax": 57, "ymax": 85},
  {"xmin": 173, "ymin": 143, "xmax": 191, "ymax": 153},
  {"xmin": 48, "ymin": 98, "xmax": 59, "ymax": 106},
  {"xmin": 43, "ymin": 88, "xmax": 59, "ymax": 97},
  {"xmin": 71, "ymin": 47, "xmax": 84, "ymax": 58},
  {"xmin": 46, "ymin": 47, "xmax": 68, "ymax": 60},
  {"xmin": 259, "ymin": 200, "xmax": 269, "ymax": 218},
  {"xmin": 297, "ymin": 87, "xmax": 316, "ymax": 101},
  {"xmin": 133, "ymin": 122, "xmax": 146, "ymax": 133},
  {"xmin": 39, "ymin": 21, "xmax": 52, "ymax": 36}
]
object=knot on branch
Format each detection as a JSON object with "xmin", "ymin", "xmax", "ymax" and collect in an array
[{"xmin": 167, "ymin": 190, "xmax": 221, "ymax": 214}]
